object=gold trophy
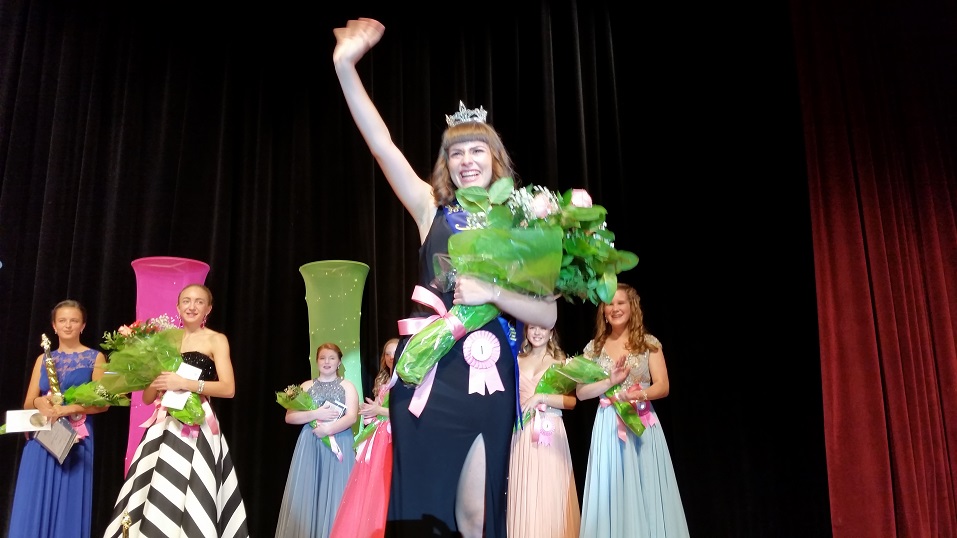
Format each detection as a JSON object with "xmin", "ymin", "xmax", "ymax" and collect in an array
[{"xmin": 32, "ymin": 333, "xmax": 78, "ymax": 463}]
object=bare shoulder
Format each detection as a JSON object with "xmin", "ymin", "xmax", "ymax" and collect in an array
[{"xmin": 644, "ymin": 333, "xmax": 662, "ymax": 351}]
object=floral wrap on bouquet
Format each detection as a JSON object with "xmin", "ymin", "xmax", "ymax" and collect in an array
[
  {"xmin": 519, "ymin": 354, "xmax": 645, "ymax": 437},
  {"xmin": 396, "ymin": 178, "xmax": 639, "ymax": 386},
  {"xmin": 66, "ymin": 316, "xmax": 205, "ymax": 426},
  {"xmin": 276, "ymin": 384, "xmax": 343, "ymax": 460}
]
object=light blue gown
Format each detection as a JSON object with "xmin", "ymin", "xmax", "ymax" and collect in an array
[{"xmin": 579, "ymin": 336, "xmax": 690, "ymax": 538}]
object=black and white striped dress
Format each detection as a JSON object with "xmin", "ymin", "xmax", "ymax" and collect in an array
[{"xmin": 103, "ymin": 352, "xmax": 249, "ymax": 538}]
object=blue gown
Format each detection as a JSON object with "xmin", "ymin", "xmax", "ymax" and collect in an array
[
  {"xmin": 275, "ymin": 377, "xmax": 355, "ymax": 538},
  {"xmin": 8, "ymin": 348, "xmax": 99, "ymax": 538},
  {"xmin": 578, "ymin": 336, "xmax": 690, "ymax": 538}
]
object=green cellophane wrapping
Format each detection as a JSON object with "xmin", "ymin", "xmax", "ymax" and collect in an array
[
  {"xmin": 447, "ymin": 225, "xmax": 563, "ymax": 297},
  {"xmin": 396, "ymin": 226, "xmax": 563, "ymax": 386},
  {"xmin": 277, "ymin": 384, "xmax": 340, "ymax": 452},
  {"xmin": 353, "ymin": 392, "xmax": 389, "ymax": 450},
  {"xmin": 62, "ymin": 382, "xmax": 131, "ymax": 407},
  {"xmin": 396, "ymin": 303, "xmax": 502, "ymax": 385},
  {"xmin": 276, "ymin": 385, "xmax": 319, "ymax": 429},
  {"xmin": 94, "ymin": 328, "xmax": 205, "ymax": 425},
  {"xmin": 520, "ymin": 355, "xmax": 644, "ymax": 436}
]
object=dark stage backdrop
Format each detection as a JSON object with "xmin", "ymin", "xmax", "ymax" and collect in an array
[{"xmin": 0, "ymin": 1, "xmax": 828, "ymax": 537}]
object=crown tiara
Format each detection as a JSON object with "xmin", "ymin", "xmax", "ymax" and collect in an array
[{"xmin": 446, "ymin": 101, "xmax": 488, "ymax": 127}]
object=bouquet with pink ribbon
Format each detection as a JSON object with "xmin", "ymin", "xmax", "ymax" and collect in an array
[
  {"xmin": 519, "ymin": 354, "xmax": 646, "ymax": 437},
  {"xmin": 396, "ymin": 178, "xmax": 638, "ymax": 392}
]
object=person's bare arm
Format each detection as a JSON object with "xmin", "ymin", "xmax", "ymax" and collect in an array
[
  {"xmin": 453, "ymin": 275, "xmax": 558, "ymax": 329},
  {"xmin": 333, "ymin": 18, "xmax": 435, "ymax": 236}
]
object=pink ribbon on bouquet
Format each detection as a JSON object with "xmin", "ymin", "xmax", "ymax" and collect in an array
[
  {"xmin": 601, "ymin": 393, "xmax": 657, "ymax": 443},
  {"xmin": 396, "ymin": 286, "xmax": 468, "ymax": 417},
  {"xmin": 529, "ymin": 403, "xmax": 553, "ymax": 446},
  {"xmin": 397, "ymin": 285, "xmax": 467, "ymax": 339}
]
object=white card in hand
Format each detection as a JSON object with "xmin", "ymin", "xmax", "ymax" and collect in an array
[
  {"xmin": 161, "ymin": 362, "xmax": 203, "ymax": 410},
  {"xmin": 4, "ymin": 409, "xmax": 53, "ymax": 432}
]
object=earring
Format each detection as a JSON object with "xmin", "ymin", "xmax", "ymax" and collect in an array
[{"xmin": 201, "ymin": 315, "xmax": 208, "ymax": 328}]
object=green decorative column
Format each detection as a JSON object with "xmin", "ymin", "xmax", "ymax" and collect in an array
[{"xmin": 299, "ymin": 260, "xmax": 370, "ymax": 407}]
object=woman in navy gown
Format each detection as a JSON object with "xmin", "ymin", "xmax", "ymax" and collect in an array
[{"xmin": 333, "ymin": 18, "xmax": 558, "ymax": 538}]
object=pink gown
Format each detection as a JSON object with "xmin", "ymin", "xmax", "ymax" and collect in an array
[
  {"xmin": 506, "ymin": 366, "xmax": 581, "ymax": 538},
  {"xmin": 329, "ymin": 388, "xmax": 392, "ymax": 538}
]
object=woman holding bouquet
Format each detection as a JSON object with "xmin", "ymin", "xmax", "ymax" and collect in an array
[
  {"xmin": 576, "ymin": 283, "xmax": 690, "ymax": 537},
  {"xmin": 276, "ymin": 342, "xmax": 358, "ymax": 538},
  {"xmin": 104, "ymin": 284, "xmax": 250, "ymax": 538},
  {"xmin": 329, "ymin": 337, "xmax": 398, "ymax": 538},
  {"xmin": 507, "ymin": 324, "xmax": 580, "ymax": 538},
  {"xmin": 8, "ymin": 300, "xmax": 108, "ymax": 538},
  {"xmin": 333, "ymin": 18, "xmax": 557, "ymax": 538}
]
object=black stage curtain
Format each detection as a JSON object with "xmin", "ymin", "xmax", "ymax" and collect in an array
[{"xmin": 0, "ymin": 1, "xmax": 829, "ymax": 536}]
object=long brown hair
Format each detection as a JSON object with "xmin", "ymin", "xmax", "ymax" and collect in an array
[
  {"xmin": 373, "ymin": 337, "xmax": 399, "ymax": 395},
  {"xmin": 430, "ymin": 120, "xmax": 516, "ymax": 206},
  {"xmin": 589, "ymin": 283, "xmax": 656, "ymax": 357}
]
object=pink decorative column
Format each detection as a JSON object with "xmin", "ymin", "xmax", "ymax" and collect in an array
[{"xmin": 126, "ymin": 256, "xmax": 210, "ymax": 476}]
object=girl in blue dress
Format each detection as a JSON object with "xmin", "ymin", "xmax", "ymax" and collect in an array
[{"xmin": 8, "ymin": 299, "xmax": 108, "ymax": 538}]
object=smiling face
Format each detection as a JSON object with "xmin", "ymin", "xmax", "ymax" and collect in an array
[
  {"xmin": 603, "ymin": 289, "xmax": 632, "ymax": 330},
  {"xmin": 525, "ymin": 324, "xmax": 552, "ymax": 350},
  {"xmin": 316, "ymin": 347, "xmax": 342, "ymax": 378},
  {"xmin": 177, "ymin": 285, "xmax": 212, "ymax": 328},
  {"xmin": 52, "ymin": 306, "xmax": 85, "ymax": 341},
  {"xmin": 447, "ymin": 141, "xmax": 494, "ymax": 189}
]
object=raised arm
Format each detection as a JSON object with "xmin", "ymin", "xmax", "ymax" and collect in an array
[{"xmin": 333, "ymin": 18, "xmax": 435, "ymax": 234}]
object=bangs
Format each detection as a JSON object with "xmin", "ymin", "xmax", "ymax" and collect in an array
[{"xmin": 442, "ymin": 122, "xmax": 496, "ymax": 151}]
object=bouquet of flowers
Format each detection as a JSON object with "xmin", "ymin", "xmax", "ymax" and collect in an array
[
  {"xmin": 276, "ymin": 384, "xmax": 343, "ymax": 461},
  {"xmin": 64, "ymin": 315, "xmax": 205, "ymax": 425},
  {"xmin": 518, "ymin": 355, "xmax": 645, "ymax": 437},
  {"xmin": 396, "ymin": 178, "xmax": 639, "ymax": 385},
  {"xmin": 352, "ymin": 392, "xmax": 389, "ymax": 450}
]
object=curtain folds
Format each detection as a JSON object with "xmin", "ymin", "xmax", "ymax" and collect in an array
[{"xmin": 792, "ymin": 1, "xmax": 957, "ymax": 536}]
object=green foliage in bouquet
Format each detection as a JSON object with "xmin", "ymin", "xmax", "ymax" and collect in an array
[
  {"xmin": 66, "ymin": 315, "xmax": 205, "ymax": 425},
  {"xmin": 276, "ymin": 384, "xmax": 319, "ymax": 429},
  {"xmin": 454, "ymin": 177, "xmax": 639, "ymax": 305},
  {"xmin": 396, "ymin": 178, "xmax": 639, "ymax": 387},
  {"xmin": 518, "ymin": 355, "xmax": 645, "ymax": 437},
  {"xmin": 276, "ymin": 384, "xmax": 338, "ymax": 454}
]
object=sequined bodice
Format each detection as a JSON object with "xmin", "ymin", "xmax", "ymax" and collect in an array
[
  {"xmin": 583, "ymin": 334, "xmax": 662, "ymax": 390},
  {"xmin": 309, "ymin": 378, "xmax": 345, "ymax": 406},
  {"xmin": 181, "ymin": 351, "xmax": 218, "ymax": 381}
]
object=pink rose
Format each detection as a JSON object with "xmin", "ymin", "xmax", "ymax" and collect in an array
[
  {"xmin": 570, "ymin": 189, "xmax": 593, "ymax": 208},
  {"xmin": 530, "ymin": 192, "xmax": 553, "ymax": 219},
  {"xmin": 118, "ymin": 325, "xmax": 133, "ymax": 337}
]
